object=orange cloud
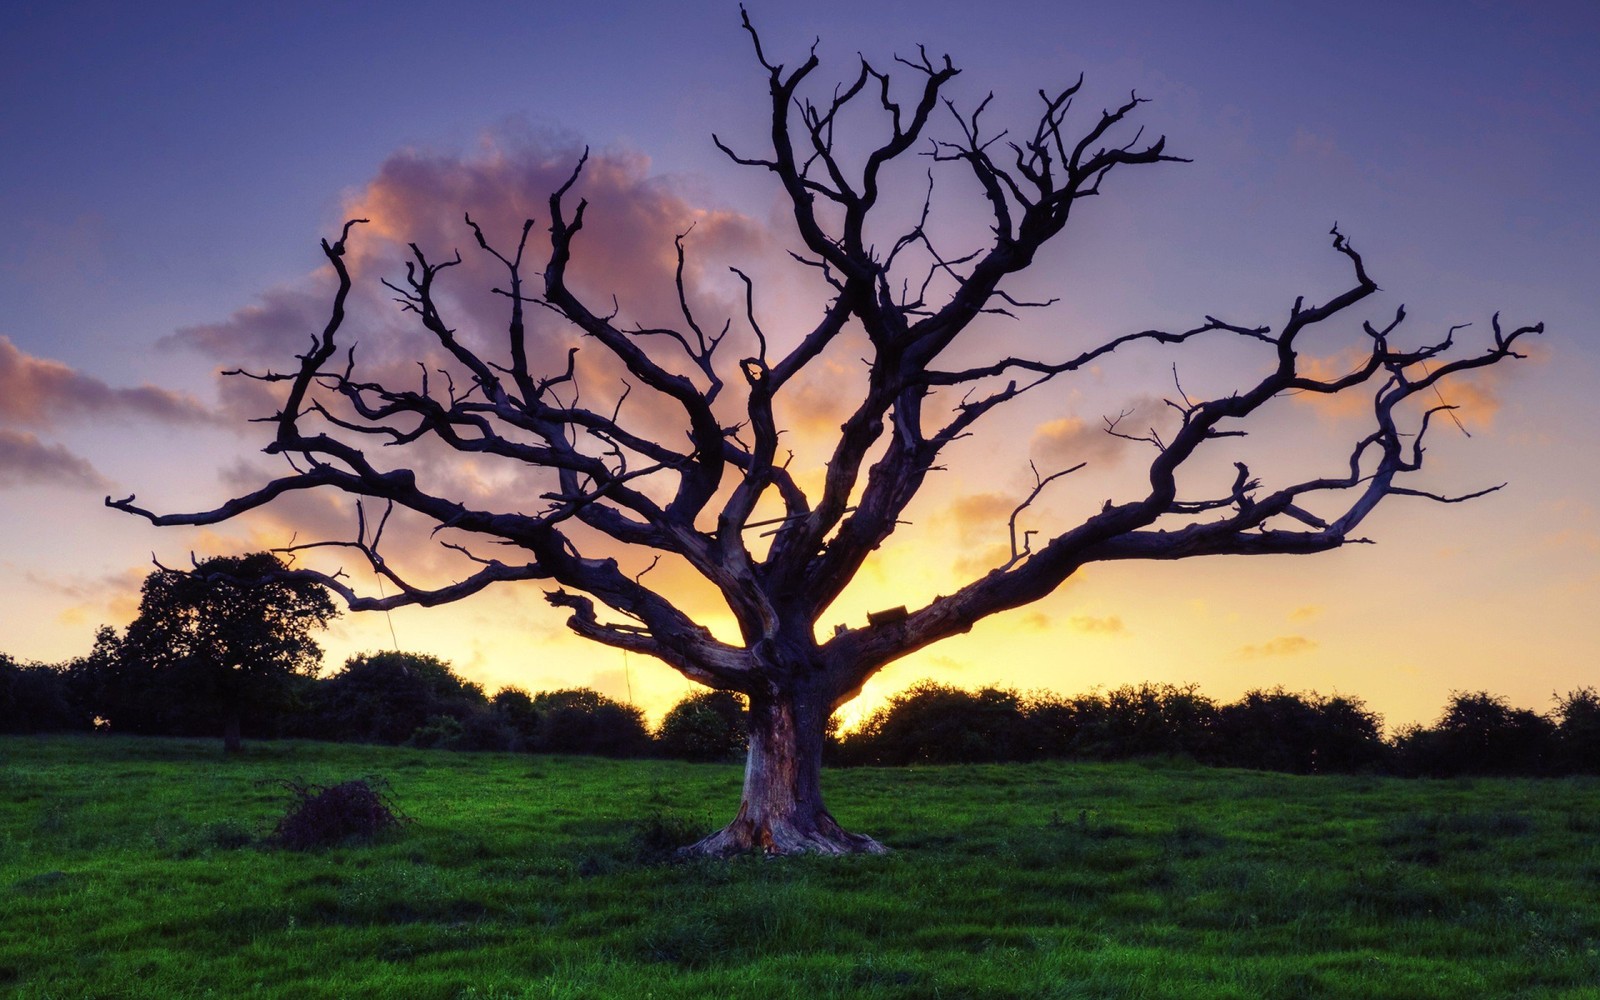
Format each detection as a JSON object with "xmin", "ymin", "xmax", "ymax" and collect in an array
[
  {"xmin": 1295, "ymin": 333, "xmax": 1540, "ymax": 432},
  {"xmin": 27, "ymin": 566, "xmax": 147, "ymax": 632},
  {"xmin": 1030, "ymin": 413, "xmax": 1130, "ymax": 469},
  {"xmin": 1068, "ymin": 614, "xmax": 1125, "ymax": 635},
  {"xmin": 1288, "ymin": 605, "xmax": 1322, "ymax": 622},
  {"xmin": 340, "ymin": 135, "xmax": 764, "ymax": 345},
  {"xmin": 1427, "ymin": 369, "xmax": 1500, "ymax": 430},
  {"xmin": 1293, "ymin": 348, "xmax": 1375, "ymax": 421},
  {"xmin": 1239, "ymin": 635, "xmax": 1318, "ymax": 659},
  {"xmin": 946, "ymin": 492, "xmax": 1016, "ymax": 542}
]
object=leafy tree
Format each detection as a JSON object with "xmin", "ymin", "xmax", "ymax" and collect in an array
[
  {"xmin": 58, "ymin": 626, "xmax": 123, "ymax": 731},
  {"xmin": 657, "ymin": 690, "xmax": 748, "ymax": 762},
  {"xmin": 490, "ymin": 686, "xmax": 542, "ymax": 750},
  {"xmin": 110, "ymin": 12, "xmax": 1541, "ymax": 851},
  {"xmin": 311, "ymin": 650, "xmax": 485, "ymax": 745},
  {"xmin": 529, "ymin": 688, "xmax": 651, "ymax": 758},
  {"xmin": 118, "ymin": 553, "xmax": 337, "ymax": 751},
  {"xmin": 0, "ymin": 654, "xmax": 82, "ymax": 733}
]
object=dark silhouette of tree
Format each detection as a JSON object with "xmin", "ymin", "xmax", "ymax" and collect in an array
[
  {"xmin": 1067, "ymin": 682, "xmax": 1220, "ymax": 761},
  {"xmin": 118, "ymin": 553, "xmax": 337, "ymax": 751},
  {"xmin": 109, "ymin": 10, "xmax": 1540, "ymax": 851},
  {"xmin": 59, "ymin": 626, "xmax": 122, "ymax": 731},
  {"xmin": 490, "ymin": 686, "xmax": 542, "ymax": 750}
]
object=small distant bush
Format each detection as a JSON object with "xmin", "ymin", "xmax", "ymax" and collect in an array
[
  {"xmin": 491, "ymin": 687, "xmax": 541, "ymax": 749},
  {"xmin": 404, "ymin": 714, "xmax": 465, "ymax": 750},
  {"xmin": 270, "ymin": 777, "xmax": 409, "ymax": 851},
  {"xmin": 1061, "ymin": 683, "xmax": 1219, "ymax": 761}
]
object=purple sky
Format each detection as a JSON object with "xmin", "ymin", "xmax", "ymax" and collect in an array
[{"xmin": 3, "ymin": 1, "xmax": 1596, "ymax": 728}]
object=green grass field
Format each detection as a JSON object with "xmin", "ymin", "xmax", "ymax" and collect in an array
[{"xmin": 4, "ymin": 736, "xmax": 1599, "ymax": 998}]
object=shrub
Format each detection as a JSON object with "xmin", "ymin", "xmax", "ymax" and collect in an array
[
  {"xmin": 404, "ymin": 714, "xmax": 466, "ymax": 749},
  {"xmin": 1019, "ymin": 691, "xmax": 1080, "ymax": 759},
  {"xmin": 656, "ymin": 690, "xmax": 748, "ymax": 761},
  {"xmin": 270, "ymin": 777, "xmax": 409, "ymax": 850}
]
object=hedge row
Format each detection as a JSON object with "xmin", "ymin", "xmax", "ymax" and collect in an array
[{"xmin": 5, "ymin": 651, "xmax": 1596, "ymax": 775}]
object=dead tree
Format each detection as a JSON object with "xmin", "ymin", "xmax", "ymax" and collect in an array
[{"xmin": 110, "ymin": 10, "xmax": 1539, "ymax": 855}]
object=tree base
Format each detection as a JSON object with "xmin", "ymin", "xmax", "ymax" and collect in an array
[{"xmin": 679, "ymin": 813, "xmax": 888, "ymax": 858}]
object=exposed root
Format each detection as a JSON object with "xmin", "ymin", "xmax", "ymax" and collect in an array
[{"xmin": 678, "ymin": 812, "xmax": 888, "ymax": 858}]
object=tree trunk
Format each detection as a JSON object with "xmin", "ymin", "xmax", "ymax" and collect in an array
[{"xmin": 684, "ymin": 682, "xmax": 885, "ymax": 857}]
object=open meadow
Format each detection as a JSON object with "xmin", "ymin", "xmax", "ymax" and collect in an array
[{"xmin": 4, "ymin": 735, "xmax": 1599, "ymax": 998}]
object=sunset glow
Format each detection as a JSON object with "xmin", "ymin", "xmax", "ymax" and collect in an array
[{"xmin": 2, "ymin": 2, "xmax": 1596, "ymax": 732}]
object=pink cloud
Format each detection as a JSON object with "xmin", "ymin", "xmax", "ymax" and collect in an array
[
  {"xmin": 0, "ymin": 428, "xmax": 110, "ymax": 490},
  {"xmin": 165, "ymin": 285, "xmax": 341, "ymax": 367},
  {"xmin": 0, "ymin": 335, "xmax": 212, "ymax": 428},
  {"xmin": 161, "ymin": 133, "xmax": 772, "ymax": 457}
]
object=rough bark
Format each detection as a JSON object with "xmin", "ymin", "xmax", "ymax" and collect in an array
[{"xmin": 684, "ymin": 681, "xmax": 885, "ymax": 857}]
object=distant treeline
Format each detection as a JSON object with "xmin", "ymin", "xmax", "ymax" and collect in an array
[
  {"xmin": 3, "ymin": 648, "xmax": 1596, "ymax": 776},
  {"xmin": 831, "ymin": 680, "xmax": 1600, "ymax": 777}
]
